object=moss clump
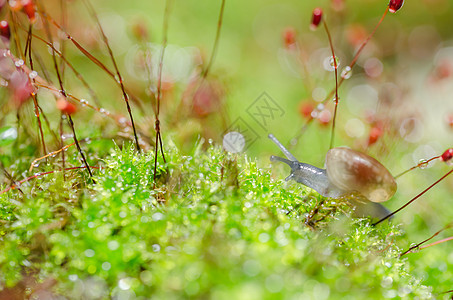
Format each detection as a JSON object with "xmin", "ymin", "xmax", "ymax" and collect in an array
[{"xmin": 0, "ymin": 143, "xmax": 433, "ymax": 298}]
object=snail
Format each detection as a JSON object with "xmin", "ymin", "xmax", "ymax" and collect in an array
[{"xmin": 268, "ymin": 134, "xmax": 397, "ymax": 218}]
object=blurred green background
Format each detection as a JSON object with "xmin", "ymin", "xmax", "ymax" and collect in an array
[{"xmin": 1, "ymin": 0, "xmax": 453, "ymax": 295}]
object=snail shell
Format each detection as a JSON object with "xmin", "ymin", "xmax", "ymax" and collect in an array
[{"xmin": 326, "ymin": 147, "xmax": 397, "ymax": 203}]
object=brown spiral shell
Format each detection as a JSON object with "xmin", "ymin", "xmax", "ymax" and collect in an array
[{"xmin": 326, "ymin": 147, "xmax": 397, "ymax": 203}]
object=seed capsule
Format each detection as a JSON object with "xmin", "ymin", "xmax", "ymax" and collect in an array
[
  {"xmin": 57, "ymin": 99, "xmax": 77, "ymax": 115},
  {"xmin": 388, "ymin": 0, "xmax": 404, "ymax": 13},
  {"xmin": 310, "ymin": 8, "xmax": 323, "ymax": 30},
  {"xmin": 0, "ymin": 20, "xmax": 10, "ymax": 42},
  {"xmin": 441, "ymin": 148, "xmax": 453, "ymax": 163}
]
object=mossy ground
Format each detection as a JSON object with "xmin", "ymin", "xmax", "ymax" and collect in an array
[{"xmin": 0, "ymin": 141, "xmax": 439, "ymax": 299}]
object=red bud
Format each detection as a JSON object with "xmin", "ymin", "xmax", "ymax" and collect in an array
[
  {"xmin": 57, "ymin": 99, "xmax": 77, "ymax": 115},
  {"xmin": 282, "ymin": 27, "xmax": 297, "ymax": 49},
  {"xmin": 9, "ymin": 70, "xmax": 33, "ymax": 106},
  {"xmin": 317, "ymin": 109, "xmax": 331, "ymax": 126},
  {"xmin": 441, "ymin": 148, "xmax": 453, "ymax": 162},
  {"xmin": 0, "ymin": 20, "xmax": 10, "ymax": 42},
  {"xmin": 448, "ymin": 114, "xmax": 453, "ymax": 129},
  {"xmin": 388, "ymin": 0, "xmax": 404, "ymax": 13},
  {"xmin": 368, "ymin": 126, "xmax": 383, "ymax": 146},
  {"xmin": 310, "ymin": 8, "xmax": 323, "ymax": 30},
  {"xmin": 9, "ymin": 0, "xmax": 22, "ymax": 11},
  {"xmin": 22, "ymin": 0, "xmax": 36, "ymax": 23},
  {"xmin": 299, "ymin": 102, "xmax": 314, "ymax": 119}
]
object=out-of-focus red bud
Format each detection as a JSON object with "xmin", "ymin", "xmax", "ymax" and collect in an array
[
  {"xmin": 9, "ymin": 0, "xmax": 23, "ymax": 11},
  {"xmin": 299, "ymin": 102, "xmax": 314, "ymax": 119},
  {"xmin": 57, "ymin": 99, "xmax": 77, "ymax": 115},
  {"xmin": 0, "ymin": 0, "xmax": 6, "ymax": 12},
  {"xmin": 186, "ymin": 79, "xmax": 224, "ymax": 118},
  {"xmin": 282, "ymin": 27, "xmax": 297, "ymax": 49},
  {"xmin": 368, "ymin": 126, "xmax": 383, "ymax": 146},
  {"xmin": 331, "ymin": 0, "xmax": 344, "ymax": 11},
  {"xmin": 346, "ymin": 24, "xmax": 367, "ymax": 48},
  {"xmin": 310, "ymin": 8, "xmax": 323, "ymax": 31},
  {"xmin": 22, "ymin": 0, "xmax": 36, "ymax": 23},
  {"xmin": 433, "ymin": 60, "xmax": 453, "ymax": 81},
  {"xmin": 388, "ymin": 0, "xmax": 404, "ymax": 13},
  {"xmin": 9, "ymin": 70, "xmax": 33, "ymax": 106},
  {"xmin": 441, "ymin": 148, "xmax": 453, "ymax": 163},
  {"xmin": 317, "ymin": 109, "xmax": 331, "ymax": 126},
  {"xmin": 447, "ymin": 114, "xmax": 453, "ymax": 129},
  {"xmin": 132, "ymin": 19, "xmax": 149, "ymax": 42},
  {"xmin": 0, "ymin": 20, "xmax": 10, "ymax": 42}
]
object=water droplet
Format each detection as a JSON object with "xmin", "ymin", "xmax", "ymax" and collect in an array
[
  {"xmin": 68, "ymin": 274, "xmax": 78, "ymax": 281},
  {"xmin": 108, "ymin": 240, "xmax": 120, "ymax": 251},
  {"xmin": 341, "ymin": 66, "xmax": 352, "ymax": 79},
  {"xmin": 223, "ymin": 131, "xmax": 245, "ymax": 153},
  {"xmin": 61, "ymin": 134, "xmax": 73, "ymax": 140},
  {"xmin": 102, "ymin": 262, "xmax": 111, "ymax": 271},
  {"xmin": 118, "ymin": 278, "xmax": 131, "ymax": 291},
  {"xmin": 329, "ymin": 56, "xmax": 340, "ymax": 69},
  {"xmin": 152, "ymin": 212, "xmax": 164, "ymax": 221},
  {"xmin": 15, "ymin": 59, "xmax": 24, "ymax": 67},
  {"xmin": 316, "ymin": 103, "xmax": 325, "ymax": 111},
  {"xmin": 84, "ymin": 249, "xmax": 95, "ymax": 257},
  {"xmin": 312, "ymin": 87, "xmax": 326, "ymax": 102},
  {"xmin": 99, "ymin": 108, "xmax": 106, "ymax": 113},
  {"xmin": 418, "ymin": 159, "xmax": 428, "ymax": 169},
  {"xmin": 381, "ymin": 276, "xmax": 393, "ymax": 288},
  {"xmin": 29, "ymin": 71, "xmax": 38, "ymax": 79},
  {"xmin": 80, "ymin": 99, "xmax": 88, "ymax": 106},
  {"xmin": 310, "ymin": 110, "xmax": 318, "ymax": 118}
]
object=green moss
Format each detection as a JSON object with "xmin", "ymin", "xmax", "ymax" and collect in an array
[{"xmin": 0, "ymin": 143, "xmax": 438, "ymax": 298}]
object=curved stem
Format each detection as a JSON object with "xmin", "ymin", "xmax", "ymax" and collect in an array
[
  {"xmin": 374, "ymin": 168, "xmax": 453, "ymax": 226},
  {"xmin": 395, "ymin": 155, "xmax": 441, "ymax": 178},
  {"xmin": 400, "ymin": 222, "xmax": 453, "ymax": 256},
  {"xmin": 201, "ymin": 0, "xmax": 226, "ymax": 80},
  {"xmin": 322, "ymin": 20, "xmax": 339, "ymax": 149},
  {"xmin": 153, "ymin": 0, "xmax": 172, "ymax": 185},
  {"xmin": 292, "ymin": 7, "xmax": 389, "ymax": 147},
  {"xmin": 82, "ymin": 0, "xmax": 140, "ymax": 151}
]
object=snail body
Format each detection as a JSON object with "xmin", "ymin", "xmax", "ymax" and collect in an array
[{"xmin": 269, "ymin": 134, "xmax": 397, "ymax": 215}]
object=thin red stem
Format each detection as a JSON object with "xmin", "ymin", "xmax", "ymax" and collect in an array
[
  {"xmin": 40, "ymin": 12, "xmax": 144, "ymax": 110},
  {"xmin": 26, "ymin": 24, "xmax": 47, "ymax": 156},
  {"xmin": 201, "ymin": 0, "xmax": 226, "ymax": 80},
  {"xmin": 153, "ymin": 0, "xmax": 172, "ymax": 185},
  {"xmin": 83, "ymin": 0, "xmax": 140, "ymax": 151},
  {"xmin": 323, "ymin": 20, "xmax": 339, "ymax": 149},
  {"xmin": 419, "ymin": 236, "xmax": 453, "ymax": 250},
  {"xmin": 292, "ymin": 7, "xmax": 389, "ymax": 147},
  {"xmin": 0, "ymin": 166, "xmax": 100, "ymax": 195},
  {"xmin": 374, "ymin": 169, "xmax": 453, "ymax": 226},
  {"xmin": 36, "ymin": 0, "xmax": 94, "ymax": 182},
  {"xmin": 395, "ymin": 155, "xmax": 441, "ymax": 178},
  {"xmin": 400, "ymin": 222, "xmax": 453, "ymax": 256}
]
